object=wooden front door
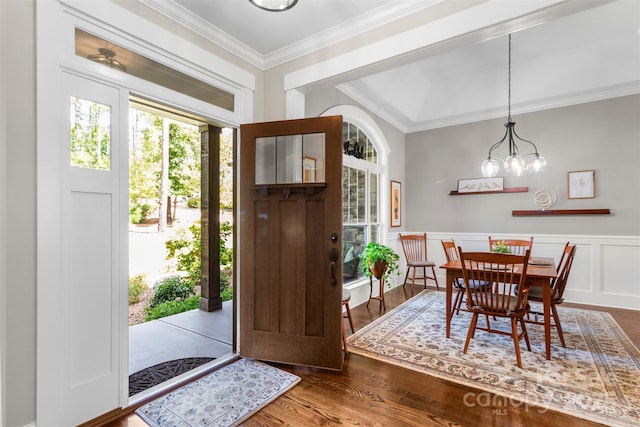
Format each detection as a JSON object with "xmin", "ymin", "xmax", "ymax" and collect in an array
[{"xmin": 239, "ymin": 116, "xmax": 343, "ymax": 370}]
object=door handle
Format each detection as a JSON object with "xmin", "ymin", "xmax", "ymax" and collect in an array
[{"xmin": 329, "ymin": 248, "xmax": 340, "ymax": 286}]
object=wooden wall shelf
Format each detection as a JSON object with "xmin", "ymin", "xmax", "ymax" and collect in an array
[
  {"xmin": 449, "ymin": 187, "xmax": 528, "ymax": 196},
  {"xmin": 512, "ymin": 209, "xmax": 611, "ymax": 216}
]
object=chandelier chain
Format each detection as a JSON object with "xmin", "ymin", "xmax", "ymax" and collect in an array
[{"xmin": 508, "ymin": 33, "xmax": 511, "ymax": 121}]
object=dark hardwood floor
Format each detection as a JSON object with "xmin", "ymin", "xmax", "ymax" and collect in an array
[{"xmin": 107, "ymin": 285, "xmax": 638, "ymax": 427}]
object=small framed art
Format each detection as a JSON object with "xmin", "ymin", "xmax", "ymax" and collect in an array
[
  {"xmin": 390, "ymin": 180, "xmax": 401, "ymax": 227},
  {"xmin": 303, "ymin": 156, "xmax": 316, "ymax": 182},
  {"xmin": 568, "ymin": 170, "xmax": 595, "ymax": 199}
]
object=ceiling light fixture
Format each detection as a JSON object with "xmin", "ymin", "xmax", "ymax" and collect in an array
[
  {"xmin": 249, "ymin": 0, "xmax": 298, "ymax": 12},
  {"xmin": 481, "ymin": 34, "xmax": 546, "ymax": 178},
  {"xmin": 87, "ymin": 47, "xmax": 127, "ymax": 72}
]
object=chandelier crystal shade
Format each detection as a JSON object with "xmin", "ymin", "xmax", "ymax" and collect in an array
[
  {"xmin": 249, "ymin": 0, "xmax": 298, "ymax": 12},
  {"xmin": 481, "ymin": 34, "xmax": 546, "ymax": 178}
]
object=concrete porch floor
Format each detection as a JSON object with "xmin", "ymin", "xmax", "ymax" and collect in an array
[{"xmin": 129, "ymin": 299, "xmax": 234, "ymax": 375}]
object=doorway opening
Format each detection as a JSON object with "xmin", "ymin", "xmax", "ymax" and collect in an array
[{"xmin": 127, "ymin": 97, "xmax": 235, "ymax": 398}]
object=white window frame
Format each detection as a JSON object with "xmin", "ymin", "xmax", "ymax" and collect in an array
[{"xmin": 322, "ymin": 105, "xmax": 390, "ymax": 288}]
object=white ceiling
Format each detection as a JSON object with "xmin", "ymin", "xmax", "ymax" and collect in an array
[{"xmin": 142, "ymin": 0, "xmax": 640, "ymax": 132}]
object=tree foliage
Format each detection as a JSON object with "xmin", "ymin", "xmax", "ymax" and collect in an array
[
  {"xmin": 70, "ymin": 97, "xmax": 111, "ymax": 170},
  {"xmin": 129, "ymin": 109, "xmax": 201, "ymax": 222}
]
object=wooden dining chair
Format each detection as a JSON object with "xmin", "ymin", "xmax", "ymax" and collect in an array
[
  {"xmin": 441, "ymin": 240, "xmax": 490, "ymax": 320},
  {"xmin": 342, "ymin": 288, "xmax": 354, "ymax": 353},
  {"xmin": 459, "ymin": 248, "xmax": 532, "ymax": 368},
  {"xmin": 488, "ymin": 236, "xmax": 534, "ymax": 255},
  {"xmin": 399, "ymin": 233, "xmax": 439, "ymax": 295},
  {"xmin": 526, "ymin": 243, "xmax": 577, "ymax": 347}
]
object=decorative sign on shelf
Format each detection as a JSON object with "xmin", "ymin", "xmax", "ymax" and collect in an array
[
  {"xmin": 533, "ymin": 188, "xmax": 557, "ymax": 210},
  {"xmin": 457, "ymin": 177, "xmax": 504, "ymax": 193}
]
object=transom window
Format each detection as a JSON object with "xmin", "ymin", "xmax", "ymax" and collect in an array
[{"xmin": 342, "ymin": 122, "xmax": 380, "ymax": 284}]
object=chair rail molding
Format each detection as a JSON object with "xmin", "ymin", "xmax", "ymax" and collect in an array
[
  {"xmin": 421, "ymin": 232, "xmax": 640, "ymax": 311},
  {"xmin": 346, "ymin": 232, "xmax": 640, "ymax": 311}
]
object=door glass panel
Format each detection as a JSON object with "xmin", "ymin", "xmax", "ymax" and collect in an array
[
  {"xmin": 255, "ymin": 133, "xmax": 325, "ymax": 184},
  {"xmin": 70, "ymin": 96, "xmax": 111, "ymax": 170},
  {"xmin": 343, "ymin": 225, "xmax": 365, "ymax": 283}
]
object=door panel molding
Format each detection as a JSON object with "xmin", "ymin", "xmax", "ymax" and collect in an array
[{"xmin": 239, "ymin": 116, "xmax": 344, "ymax": 370}]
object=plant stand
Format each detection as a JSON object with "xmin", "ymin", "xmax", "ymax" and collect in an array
[{"xmin": 367, "ymin": 274, "xmax": 386, "ymax": 311}]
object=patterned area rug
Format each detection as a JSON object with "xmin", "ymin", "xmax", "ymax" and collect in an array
[
  {"xmin": 129, "ymin": 357, "xmax": 215, "ymax": 397},
  {"xmin": 347, "ymin": 291, "xmax": 640, "ymax": 427},
  {"xmin": 136, "ymin": 358, "xmax": 300, "ymax": 426}
]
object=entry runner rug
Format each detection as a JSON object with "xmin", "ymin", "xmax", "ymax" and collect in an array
[
  {"xmin": 347, "ymin": 290, "xmax": 640, "ymax": 427},
  {"xmin": 136, "ymin": 358, "xmax": 300, "ymax": 426}
]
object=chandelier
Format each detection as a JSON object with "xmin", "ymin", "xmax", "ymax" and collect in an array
[
  {"xmin": 249, "ymin": 0, "xmax": 298, "ymax": 12},
  {"xmin": 481, "ymin": 34, "xmax": 546, "ymax": 178}
]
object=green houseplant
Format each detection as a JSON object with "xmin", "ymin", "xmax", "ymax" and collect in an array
[
  {"xmin": 360, "ymin": 241, "xmax": 400, "ymax": 281},
  {"xmin": 491, "ymin": 240, "xmax": 510, "ymax": 253}
]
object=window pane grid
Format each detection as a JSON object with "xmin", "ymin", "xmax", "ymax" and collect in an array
[
  {"xmin": 369, "ymin": 172, "xmax": 378, "ymax": 222},
  {"xmin": 342, "ymin": 121, "xmax": 382, "ymax": 284}
]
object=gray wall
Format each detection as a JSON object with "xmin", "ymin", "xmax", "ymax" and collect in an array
[
  {"xmin": 2, "ymin": 1, "xmax": 37, "ymax": 426},
  {"xmin": 405, "ymin": 95, "xmax": 640, "ymax": 236}
]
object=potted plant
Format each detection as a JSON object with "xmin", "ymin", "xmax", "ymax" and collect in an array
[
  {"xmin": 360, "ymin": 241, "xmax": 400, "ymax": 281},
  {"xmin": 491, "ymin": 240, "xmax": 510, "ymax": 253}
]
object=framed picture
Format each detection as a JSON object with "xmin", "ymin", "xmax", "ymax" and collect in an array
[
  {"xmin": 568, "ymin": 170, "xmax": 595, "ymax": 199},
  {"xmin": 390, "ymin": 180, "xmax": 401, "ymax": 227},
  {"xmin": 302, "ymin": 156, "xmax": 316, "ymax": 182},
  {"xmin": 457, "ymin": 177, "xmax": 504, "ymax": 193}
]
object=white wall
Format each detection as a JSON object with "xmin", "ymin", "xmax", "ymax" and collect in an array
[
  {"xmin": 0, "ymin": 1, "xmax": 5, "ymax": 424},
  {"xmin": 2, "ymin": 1, "xmax": 37, "ymax": 426}
]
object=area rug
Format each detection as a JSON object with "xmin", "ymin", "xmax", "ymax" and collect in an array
[
  {"xmin": 129, "ymin": 357, "xmax": 215, "ymax": 397},
  {"xmin": 136, "ymin": 358, "xmax": 300, "ymax": 426},
  {"xmin": 347, "ymin": 290, "xmax": 640, "ymax": 427}
]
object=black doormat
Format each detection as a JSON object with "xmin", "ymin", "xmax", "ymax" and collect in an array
[{"xmin": 129, "ymin": 357, "xmax": 215, "ymax": 397}]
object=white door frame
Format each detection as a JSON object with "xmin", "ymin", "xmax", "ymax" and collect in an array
[{"xmin": 36, "ymin": 1, "xmax": 254, "ymax": 424}]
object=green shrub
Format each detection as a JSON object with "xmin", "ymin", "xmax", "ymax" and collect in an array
[
  {"xmin": 149, "ymin": 277, "xmax": 195, "ymax": 308},
  {"xmin": 220, "ymin": 285, "xmax": 233, "ymax": 302},
  {"xmin": 129, "ymin": 203, "xmax": 151, "ymax": 224},
  {"xmin": 165, "ymin": 222, "xmax": 202, "ymax": 283},
  {"xmin": 187, "ymin": 197, "xmax": 201, "ymax": 208},
  {"xmin": 145, "ymin": 295, "xmax": 200, "ymax": 321},
  {"xmin": 220, "ymin": 272, "xmax": 232, "ymax": 301},
  {"xmin": 165, "ymin": 220, "xmax": 233, "ymax": 284},
  {"xmin": 128, "ymin": 274, "xmax": 147, "ymax": 304},
  {"xmin": 219, "ymin": 221, "xmax": 233, "ymax": 268}
]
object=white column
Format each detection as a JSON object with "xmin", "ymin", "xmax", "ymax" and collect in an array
[{"xmin": 285, "ymin": 89, "xmax": 305, "ymax": 119}]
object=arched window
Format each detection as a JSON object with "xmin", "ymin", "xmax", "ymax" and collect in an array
[
  {"xmin": 342, "ymin": 121, "xmax": 382, "ymax": 284},
  {"xmin": 322, "ymin": 105, "xmax": 389, "ymax": 285}
]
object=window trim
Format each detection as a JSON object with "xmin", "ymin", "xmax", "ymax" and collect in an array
[{"xmin": 322, "ymin": 105, "xmax": 390, "ymax": 287}]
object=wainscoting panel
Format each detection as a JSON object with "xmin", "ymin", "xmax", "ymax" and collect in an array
[{"xmin": 345, "ymin": 232, "xmax": 639, "ymax": 312}]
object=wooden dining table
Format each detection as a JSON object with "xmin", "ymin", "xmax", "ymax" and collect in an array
[{"xmin": 439, "ymin": 257, "xmax": 558, "ymax": 360}]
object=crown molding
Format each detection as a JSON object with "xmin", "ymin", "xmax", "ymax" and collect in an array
[
  {"xmin": 339, "ymin": 81, "xmax": 640, "ymax": 134},
  {"xmin": 262, "ymin": 1, "xmax": 440, "ymax": 69},
  {"xmin": 140, "ymin": 0, "xmax": 439, "ymax": 70},
  {"xmin": 139, "ymin": 0, "xmax": 265, "ymax": 68}
]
